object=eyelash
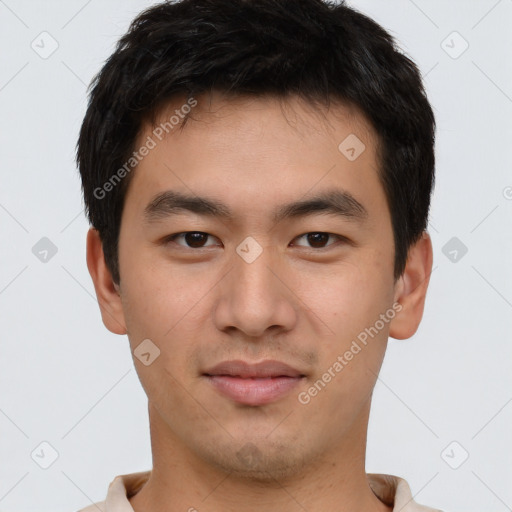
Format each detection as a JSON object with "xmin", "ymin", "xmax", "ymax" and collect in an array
[{"xmin": 163, "ymin": 231, "xmax": 348, "ymax": 251}]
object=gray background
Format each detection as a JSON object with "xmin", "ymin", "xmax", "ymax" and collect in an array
[{"xmin": 0, "ymin": 0, "xmax": 511, "ymax": 511}]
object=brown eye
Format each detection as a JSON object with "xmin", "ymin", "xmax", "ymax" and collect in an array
[
  {"xmin": 306, "ymin": 233, "xmax": 330, "ymax": 248},
  {"xmin": 293, "ymin": 232, "xmax": 344, "ymax": 249},
  {"xmin": 166, "ymin": 232, "xmax": 219, "ymax": 248}
]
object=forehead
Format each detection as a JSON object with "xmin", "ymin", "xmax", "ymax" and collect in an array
[
  {"xmin": 124, "ymin": 92, "xmax": 387, "ymax": 230},
  {"xmin": 151, "ymin": 92, "xmax": 375, "ymax": 144}
]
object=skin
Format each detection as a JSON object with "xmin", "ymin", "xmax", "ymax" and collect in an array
[{"xmin": 87, "ymin": 92, "xmax": 433, "ymax": 512}]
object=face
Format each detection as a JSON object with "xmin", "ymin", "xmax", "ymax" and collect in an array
[{"xmin": 111, "ymin": 92, "xmax": 403, "ymax": 480}]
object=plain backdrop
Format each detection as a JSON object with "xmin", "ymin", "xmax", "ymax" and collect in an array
[{"xmin": 0, "ymin": 1, "xmax": 511, "ymax": 511}]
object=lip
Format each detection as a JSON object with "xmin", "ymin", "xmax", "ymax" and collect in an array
[
  {"xmin": 204, "ymin": 359, "xmax": 304, "ymax": 378},
  {"xmin": 203, "ymin": 360, "xmax": 306, "ymax": 406}
]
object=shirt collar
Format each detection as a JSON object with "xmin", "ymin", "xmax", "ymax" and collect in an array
[{"xmin": 90, "ymin": 470, "xmax": 440, "ymax": 512}]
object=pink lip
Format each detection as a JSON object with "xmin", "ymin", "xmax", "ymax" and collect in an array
[{"xmin": 203, "ymin": 360, "xmax": 306, "ymax": 406}]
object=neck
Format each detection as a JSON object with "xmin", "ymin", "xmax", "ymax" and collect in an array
[{"xmin": 129, "ymin": 401, "xmax": 392, "ymax": 512}]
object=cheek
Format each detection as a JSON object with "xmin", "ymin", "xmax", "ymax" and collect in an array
[
  {"xmin": 302, "ymin": 260, "xmax": 390, "ymax": 339},
  {"xmin": 301, "ymin": 259, "xmax": 392, "ymax": 393},
  {"xmin": 120, "ymin": 249, "xmax": 192, "ymax": 326},
  {"xmin": 119, "ymin": 258, "xmax": 211, "ymax": 380}
]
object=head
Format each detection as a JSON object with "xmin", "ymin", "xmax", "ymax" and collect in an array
[{"xmin": 80, "ymin": 0, "xmax": 435, "ymax": 480}]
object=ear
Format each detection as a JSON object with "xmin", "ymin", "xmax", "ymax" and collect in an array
[
  {"xmin": 389, "ymin": 231, "xmax": 433, "ymax": 340},
  {"xmin": 86, "ymin": 227, "xmax": 127, "ymax": 335}
]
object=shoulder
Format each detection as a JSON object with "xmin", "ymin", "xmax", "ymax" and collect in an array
[
  {"xmin": 74, "ymin": 470, "xmax": 150, "ymax": 512},
  {"xmin": 76, "ymin": 501, "xmax": 106, "ymax": 512},
  {"xmin": 367, "ymin": 473, "xmax": 443, "ymax": 512}
]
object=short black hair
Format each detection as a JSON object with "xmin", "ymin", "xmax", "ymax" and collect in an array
[{"xmin": 77, "ymin": 0, "xmax": 436, "ymax": 285}]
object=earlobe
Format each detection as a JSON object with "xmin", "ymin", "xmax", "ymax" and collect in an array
[
  {"xmin": 86, "ymin": 227, "xmax": 127, "ymax": 335},
  {"xmin": 389, "ymin": 231, "xmax": 434, "ymax": 340}
]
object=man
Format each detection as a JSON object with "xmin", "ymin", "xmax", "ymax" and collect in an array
[{"xmin": 77, "ymin": 0, "xmax": 440, "ymax": 510}]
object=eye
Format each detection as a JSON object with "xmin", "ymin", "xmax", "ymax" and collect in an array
[
  {"xmin": 163, "ymin": 231, "xmax": 347, "ymax": 251},
  {"xmin": 292, "ymin": 232, "xmax": 346, "ymax": 249},
  {"xmin": 164, "ymin": 231, "xmax": 220, "ymax": 249}
]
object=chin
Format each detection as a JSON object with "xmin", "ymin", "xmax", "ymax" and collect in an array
[{"xmin": 196, "ymin": 437, "xmax": 311, "ymax": 482}]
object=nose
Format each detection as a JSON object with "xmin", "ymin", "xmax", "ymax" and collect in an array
[{"xmin": 213, "ymin": 243, "xmax": 298, "ymax": 338}]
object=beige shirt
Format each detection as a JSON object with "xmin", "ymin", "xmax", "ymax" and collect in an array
[{"xmin": 78, "ymin": 471, "xmax": 442, "ymax": 511}]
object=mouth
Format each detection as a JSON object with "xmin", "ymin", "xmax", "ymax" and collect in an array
[{"xmin": 203, "ymin": 360, "xmax": 306, "ymax": 406}]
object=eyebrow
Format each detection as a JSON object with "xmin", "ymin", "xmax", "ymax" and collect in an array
[{"xmin": 143, "ymin": 188, "xmax": 368, "ymax": 225}]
